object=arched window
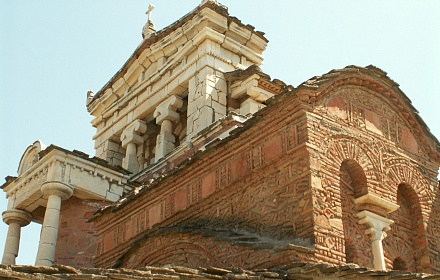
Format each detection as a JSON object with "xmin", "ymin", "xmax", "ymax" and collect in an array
[
  {"xmin": 340, "ymin": 159, "xmax": 371, "ymax": 267},
  {"xmin": 386, "ymin": 183, "xmax": 426, "ymax": 272}
]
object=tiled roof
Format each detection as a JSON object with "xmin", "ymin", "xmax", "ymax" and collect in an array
[{"xmin": 1, "ymin": 263, "xmax": 438, "ymax": 279}]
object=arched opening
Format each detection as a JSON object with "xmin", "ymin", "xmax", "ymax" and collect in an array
[
  {"xmin": 393, "ymin": 257, "xmax": 408, "ymax": 271},
  {"xmin": 386, "ymin": 183, "xmax": 427, "ymax": 272},
  {"xmin": 340, "ymin": 159, "xmax": 371, "ymax": 267}
]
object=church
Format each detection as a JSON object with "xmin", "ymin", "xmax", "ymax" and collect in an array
[{"xmin": 1, "ymin": 0, "xmax": 440, "ymax": 277}]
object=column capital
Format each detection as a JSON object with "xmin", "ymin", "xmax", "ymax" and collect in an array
[
  {"xmin": 365, "ymin": 227, "xmax": 387, "ymax": 242},
  {"xmin": 41, "ymin": 181, "xmax": 73, "ymax": 200},
  {"xmin": 355, "ymin": 193, "xmax": 399, "ymax": 214},
  {"xmin": 2, "ymin": 209, "xmax": 32, "ymax": 227},
  {"xmin": 154, "ymin": 95, "xmax": 183, "ymax": 125},
  {"xmin": 121, "ymin": 120, "xmax": 147, "ymax": 148},
  {"xmin": 357, "ymin": 210, "xmax": 392, "ymax": 271},
  {"xmin": 357, "ymin": 210, "xmax": 393, "ymax": 237}
]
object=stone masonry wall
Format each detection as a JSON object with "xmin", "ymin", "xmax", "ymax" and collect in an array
[
  {"xmin": 93, "ymin": 97, "xmax": 316, "ymax": 268},
  {"xmin": 307, "ymin": 81, "xmax": 440, "ymax": 273},
  {"xmin": 55, "ymin": 197, "xmax": 110, "ymax": 267},
  {"xmin": 95, "ymin": 139, "xmax": 125, "ymax": 167},
  {"xmin": 186, "ymin": 39, "xmax": 236, "ymax": 139}
]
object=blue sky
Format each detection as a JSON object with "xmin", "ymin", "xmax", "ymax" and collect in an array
[{"xmin": 1, "ymin": 0, "xmax": 439, "ymax": 265}]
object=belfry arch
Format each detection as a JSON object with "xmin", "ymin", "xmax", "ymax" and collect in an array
[
  {"xmin": 322, "ymin": 137, "xmax": 381, "ymax": 198},
  {"xmin": 384, "ymin": 183, "xmax": 424, "ymax": 272},
  {"xmin": 319, "ymin": 137, "xmax": 381, "ymax": 268},
  {"xmin": 339, "ymin": 159, "xmax": 371, "ymax": 267},
  {"xmin": 319, "ymin": 137, "xmax": 400, "ymax": 270}
]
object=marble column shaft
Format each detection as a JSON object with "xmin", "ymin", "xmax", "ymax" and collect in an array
[
  {"xmin": 1, "ymin": 209, "xmax": 32, "ymax": 265},
  {"xmin": 35, "ymin": 182, "xmax": 73, "ymax": 266},
  {"xmin": 357, "ymin": 210, "xmax": 393, "ymax": 271}
]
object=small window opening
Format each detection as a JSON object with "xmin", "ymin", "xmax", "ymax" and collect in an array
[{"xmin": 393, "ymin": 257, "xmax": 408, "ymax": 271}]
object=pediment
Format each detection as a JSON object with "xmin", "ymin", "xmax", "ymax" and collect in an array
[
  {"xmin": 17, "ymin": 140, "xmax": 46, "ymax": 176},
  {"xmin": 87, "ymin": 1, "xmax": 268, "ymax": 118}
]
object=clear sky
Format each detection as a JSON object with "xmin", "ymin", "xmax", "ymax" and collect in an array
[{"xmin": 0, "ymin": 0, "xmax": 439, "ymax": 265}]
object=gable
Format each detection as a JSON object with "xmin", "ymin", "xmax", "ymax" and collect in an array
[
  {"xmin": 324, "ymin": 88, "xmax": 419, "ymax": 154},
  {"xmin": 85, "ymin": 2, "xmax": 270, "ymax": 170},
  {"xmin": 299, "ymin": 65, "xmax": 440, "ymax": 161}
]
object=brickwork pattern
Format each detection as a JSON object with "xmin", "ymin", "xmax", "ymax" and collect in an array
[
  {"xmin": 309, "ymin": 76, "xmax": 440, "ymax": 273},
  {"xmin": 340, "ymin": 160, "xmax": 373, "ymax": 268},
  {"xmin": 122, "ymin": 232, "xmax": 312, "ymax": 269},
  {"xmin": 56, "ymin": 197, "xmax": 110, "ymax": 267},
  {"xmin": 93, "ymin": 69, "xmax": 440, "ymax": 272},
  {"xmin": 93, "ymin": 98, "xmax": 312, "ymax": 268},
  {"xmin": 386, "ymin": 185, "xmax": 417, "ymax": 271}
]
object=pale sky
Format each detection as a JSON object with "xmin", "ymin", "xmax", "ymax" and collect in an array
[{"xmin": 1, "ymin": 0, "xmax": 439, "ymax": 265}]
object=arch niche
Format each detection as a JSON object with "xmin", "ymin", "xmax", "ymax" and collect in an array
[
  {"xmin": 383, "ymin": 159, "xmax": 431, "ymax": 272},
  {"xmin": 322, "ymin": 137, "xmax": 380, "ymax": 269},
  {"xmin": 340, "ymin": 159, "xmax": 372, "ymax": 268}
]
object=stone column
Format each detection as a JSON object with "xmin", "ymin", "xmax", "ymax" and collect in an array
[
  {"xmin": 154, "ymin": 95, "xmax": 183, "ymax": 162},
  {"xmin": 357, "ymin": 210, "xmax": 393, "ymax": 271},
  {"xmin": 35, "ymin": 182, "xmax": 73, "ymax": 266},
  {"xmin": 121, "ymin": 120, "xmax": 147, "ymax": 173},
  {"xmin": 1, "ymin": 209, "xmax": 32, "ymax": 265}
]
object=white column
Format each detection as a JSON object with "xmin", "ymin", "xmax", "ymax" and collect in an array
[
  {"xmin": 121, "ymin": 120, "xmax": 147, "ymax": 173},
  {"xmin": 154, "ymin": 95, "xmax": 183, "ymax": 162},
  {"xmin": 357, "ymin": 210, "xmax": 393, "ymax": 271},
  {"xmin": 35, "ymin": 182, "xmax": 73, "ymax": 266},
  {"xmin": 1, "ymin": 209, "xmax": 32, "ymax": 265}
]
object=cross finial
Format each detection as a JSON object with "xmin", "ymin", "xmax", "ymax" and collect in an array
[
  {"xmin": 142, "ymin": 3, "xmax": 156, "ymax": 39},
  {"xmin": 146, "ymin": 4, "xmax": 155, "ymax": 23}
]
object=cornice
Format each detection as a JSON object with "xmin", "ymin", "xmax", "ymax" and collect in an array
[
  {"xmin": 3, "ymin": 145, "xmax": 131, "ymax": 198},
  {"xmin": 87, "ymin": 2, "xmax": 267, "ymax": 114}
]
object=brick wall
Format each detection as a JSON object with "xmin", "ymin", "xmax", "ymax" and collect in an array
[
  {"xmin": 93, "ymin": 97, "xmax": 316, "ymax": 268},
  {"xmin": 92, "ymin": 70, "xmax": 440, "ymax": 272},
  {"xmin": 122, "ymin": 232, "xmax": 314, "ymax": 269},
  {"xmin": 307, "ymin": 77, "xmax": 440, "ymax": 273},
  {"xmin": 56, "ymin": 197, "xmax": 110, "ymax": 267}
]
